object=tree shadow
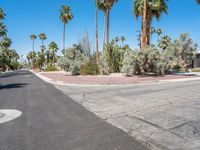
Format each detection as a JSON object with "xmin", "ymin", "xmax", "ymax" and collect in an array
[
  {"xmin": 0, "ymin": 71, "xmax": 32, "ymax": 78},
  {"xmin": 0, "ymin": 83, "xmax": 29, "ymax": 90}
]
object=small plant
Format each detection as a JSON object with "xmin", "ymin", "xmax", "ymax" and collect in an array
[
  {"xmin": 191, "ymin": 69, "xmax": 200, "ymax": 72},
  {"xmin": 80, "ymin": 61, "xmax": 99, "ymax": 75},
  {"xmin": 44, "ymin": 65, "xmax": 58, "ymax": 72}
]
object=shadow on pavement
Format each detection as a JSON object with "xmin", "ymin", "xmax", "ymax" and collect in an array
[
  {"xmin": 0, "ymin": 70, "xmax": 32, "ymax": 78},
  {"xmin": 0, "ymin": 83, "xmax": 29, "ymax": 90}
]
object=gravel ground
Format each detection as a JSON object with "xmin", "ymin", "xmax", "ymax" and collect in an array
[{"xmin": 40, "ymin": 72, "xmax": 195, "ymax": 84}]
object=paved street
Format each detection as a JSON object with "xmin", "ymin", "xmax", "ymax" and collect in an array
[
  {"xmin": 54, "ymin": 77, "xmax": 200, "ymax": 150},
  {"xmin": 0, "ymin": 71, "xmax": 148, "ymax": 150}
]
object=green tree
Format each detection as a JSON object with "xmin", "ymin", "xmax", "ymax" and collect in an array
[
  {"xmin": 48, "ymin": 41, "xmax": 59, "ymax": 65},
  {"xmin": 0, "ymin": 8, "xmax": 6, "ymax": 21},
  {"xmin": 39, "ymin": 33, "xmax": 47, "ymax": 52},
  {"xmin": 156, "ymin": 28, "xmax": 162, "ymax": 41},
  {"xmin": 158, "ymin": 35, "xmax": 171, "ymax": 50},
  {"xmin": 30, "ymin": 34, "xmax": 37, "ymax": 69},
  {"xmin": 134, "ymin": 0, "xmax": 168, "ymax": 48},
  {"xmin": 99, "ymin": 0, "xmax": 118, "ymax": 46},
  {"xmin": 59, "ymin": 5, "xmax": 73, "ymax": 51}
]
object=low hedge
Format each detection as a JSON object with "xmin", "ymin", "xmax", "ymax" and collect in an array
[
  {"xmin": 80, "ymin": 61, "xmax": 99, "ymax": 75},
  {"xmin": 44, "ymin": 65, "xmax": 58, "ymax": 72}
]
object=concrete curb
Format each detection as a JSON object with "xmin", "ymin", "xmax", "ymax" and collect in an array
[{"xmin": 30, "ymin": 70, "xmax": 200, "ymax": 87}]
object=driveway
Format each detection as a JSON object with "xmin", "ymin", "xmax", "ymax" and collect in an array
[
  {"xmin": 0, "ymin": 70, "xmax": 148, "ymax": 150},
  {"xmin": 54, "ymin": 79, "xmax": 200, "ymax": 150}
]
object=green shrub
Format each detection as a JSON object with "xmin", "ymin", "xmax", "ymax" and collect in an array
[
  {"xmin": 44, "ymin": 65, "xmax": 58, "ymax": 72},
  {"xmin": 122, "ymin": 47, "xmax": 168, "ymax": 76},
  {"xmin": 10, "ymin": 61, "xmax": 20, "ymax": 70},
  {"xmin": 101, "ymin": 39, "xmax": 130, "ymax": 73},
  {"xmin": 191, "ymin": 69, "xmax": 200, "ymax": 72},
  {"xmin": 80, "ymin": 61, "xmax": 99, "ymax": 75}
]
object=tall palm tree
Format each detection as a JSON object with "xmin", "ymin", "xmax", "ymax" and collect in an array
[
  {"xmin": 39, "ymin": 33, "xmax": 47, "ymax": 47},
  {"xmin": 39, "ymin": 33, "xmax": 47, "ymax": 54},
  {"xmin": 30, "ymin": 34, "xmax": 37, "ymax": 52},
  {"xmin": 30, "ymin": 34, "xmax": 37, "ymax": 69},
  {"xmin": 99, "ymin": 0, "xmax": 118, "ymax": 46},
  {"xmin": 95, "ymin": 0, "xmax": 99, "ymax": 63},
  {"xmin": 48, "ymin": 41, "xmax": 59, "ymax": 65},
  {"xmin": 59, "ymin": 5, "xmax": 73, "ymax": 51},
  {"xmin": 134, "ymin": 0, "xmax": 168, "ymax": 48}
]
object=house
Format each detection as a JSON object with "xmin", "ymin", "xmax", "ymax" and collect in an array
[{"xmin": 192, "ymin": 53, "xmax": 200, "ymax": 68}]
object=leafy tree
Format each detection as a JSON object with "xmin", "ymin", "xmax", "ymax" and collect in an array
[
  {"xmin": 36, "ymin": 52, "xmax": 45, "ymax": 71},
  {"xmin": 59, "ymin": 5, "xmax": 73, "ymax": 51},
  {"xmin": 164, "ymin": 33, "xmax": 197, "ymax": 71},
  {"xmin": 58, "ymin": 44, "xmax": 87, "ymax": 75},
  {"xmin": 48, "ymin": 41, "xmax": 59, "ymax": 65}
]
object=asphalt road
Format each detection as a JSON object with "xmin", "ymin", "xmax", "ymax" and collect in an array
[{"xmin": 0, "ymin": 70, "xmax": 149, "ymax": 150}]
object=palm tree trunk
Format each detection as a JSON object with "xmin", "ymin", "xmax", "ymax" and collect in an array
[
  {"xmin": 141, "ymin": 0, "xmax": 148, "ymax": 49},
  {"xmin": 106, "ymin": 9, "xmax": 110, "ymax": 45},
  {"xmin": 53, "ymin": 50, "xmax": 55, "ymax": 65},
  {"xmin": 146, "ymin": 10, "xmax": 152, "ymax": 46},
  {"xmin": 103, "ymin": 10, "xmax": 107, "ymax": 50},
  {"xmin": 95, "ymin": 0, "xmax": 99, "ymax": 64},
  {"xmin": 32, "ymin": 40, "xmax": 35, "ymax": 70},
  {"xmin": 63, "ymin": 23, "xmax": 66, "ymax": 51}
]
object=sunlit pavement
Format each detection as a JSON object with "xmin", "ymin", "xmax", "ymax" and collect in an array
[
  {"xmin": 0, "ymin": 70, "xmax": 149, "ymax": 150},
  {"xmin": 54, "ymin": 79, "xmax": 200, "ymax": 150}
]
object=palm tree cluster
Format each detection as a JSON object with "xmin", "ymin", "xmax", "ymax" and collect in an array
[
  {"xmin": 94, "ymin": 0, "xmax": 168, "ymax": 63},
  {"xmin": 27, "ymin": 33, "xmax": 59, "ymax": 71},
  {"xmin": 0, "ymin": 8, "xmax": 20, "ymax": 71}
]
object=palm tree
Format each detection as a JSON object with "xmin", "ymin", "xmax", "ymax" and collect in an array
[
  {"xmin": 39, "ymin": 33, "xmax": 47, "ymax": 47},
  {"xmin": 39, "ymin": 33, "xmax": 47, "ymax": 55},
  {"xmin": 95, "ymin": 0, "xmax": 100, "ymax": 63},
  {"xmin": 156, "ymin": 28, "xmax": 162, "ymax": 41},
  {"xmin": 134, "ymin": 0, "xmax": 168, "ymax": 48},
  {"xmin": 0, "ymin": 8, "xmax": 6, "ymax": 21},
  {"xmin": 196, "ymin": 0, "xmax": 200, "ymax": 4},
  {"xmin": 30, "ymin": 34, "xmax": 37, "ymax": 69},
  {"xmin": 0, "ymin": 22, "xmax": 7, "ymax": 38},
  {"xmin": 99, "ymin": 0, "xmax": 118, "ymax": 46},
  {"xmin": 48, "ymin": 41, "xmax": 59, "ymax": 65},
  {"xmin": 121, "ymin": 36, "xmax": 126, "ymax": 46},
  {"xmin": 59, "ymin": 5, "xmax": 73, "ymax": 51},
  {"xmin": 30, "ymin": 34, "xmax": 37, "ymax": 52}
]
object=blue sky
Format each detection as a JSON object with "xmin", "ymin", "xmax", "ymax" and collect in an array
[{"xmin": 1, "ymin": 0, "xmax": 200, "ymax": 56}]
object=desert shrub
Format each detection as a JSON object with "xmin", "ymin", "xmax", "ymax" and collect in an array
[
  {"xmin": 101, "ymin": 39, "xmax": 130, "ymax": 73},
  {"xmin": 191, "ymin": 69, "xmax": 200, "ymax": 72},
  {"xmin": 80, "ymin": 61, "xmax": 99, "ymax": 75},
  {"xmin": 164, "ymin": 33, "xmax": 197, "ymax": 71},
  {"xmin": 58, "ymin": 44, "xmax": 88, "ymax": 75},
  {"xmin": 122, "ymin": 47, "xmax": 168, "ymax": 76},
  {"xmin": 44, "ymin": 65, "xmax": 58, "ymax": 72}
]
